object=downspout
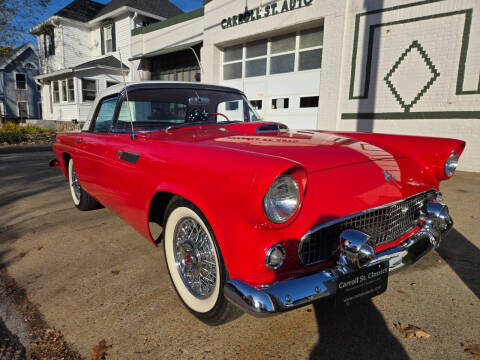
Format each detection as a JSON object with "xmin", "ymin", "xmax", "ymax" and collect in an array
[{"xmin": 131, "ymin": 12, "xmax": 139, "ymax": 81}]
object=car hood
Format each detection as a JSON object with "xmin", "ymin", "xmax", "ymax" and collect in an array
[{"xmin": 143, "ymin": 124, "xmax": 400, "ymax": 173}]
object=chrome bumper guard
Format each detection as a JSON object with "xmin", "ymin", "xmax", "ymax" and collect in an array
[{"xmin": 224, "ymin": 199, "xmax": 452, "ymax": 317}]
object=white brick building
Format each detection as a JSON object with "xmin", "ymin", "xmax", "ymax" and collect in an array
[{"xmin": 127, "ymin": 0, "xmax": 479, "ymax": 171}]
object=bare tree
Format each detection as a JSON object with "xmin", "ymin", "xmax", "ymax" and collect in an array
[{"xmin": 0, "ymin": 0, "xmax": 51, "ymax": 55}]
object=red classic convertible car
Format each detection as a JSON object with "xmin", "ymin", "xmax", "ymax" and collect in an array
[{"xmin": 50, "ymin": 82, "xmax": 465, "ymax": 325}]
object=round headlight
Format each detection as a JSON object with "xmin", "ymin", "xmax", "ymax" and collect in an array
[
  {"xmin": 444, "ymin": 151, "xmax": 458, "ymax": 177},
  {"xmin": 263, "ymin": 175, "xmax": 300, "ymax": 224}
]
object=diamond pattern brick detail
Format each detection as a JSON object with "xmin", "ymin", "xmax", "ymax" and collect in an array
[{"xmin": 384, "ymin": 40, "xmax": 440, "ymax": 112}]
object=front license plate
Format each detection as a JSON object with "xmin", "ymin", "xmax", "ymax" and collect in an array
[{"xmin": 336, "ymin": 261, "xmax": 389, "ymax": 306}]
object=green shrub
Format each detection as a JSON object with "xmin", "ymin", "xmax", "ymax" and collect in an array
[
  {"xmin": 1, "ymin": 121, "xmax": 23, "ymax": 132},
  {"xmin": 0, "ymin": 131, "xmax": 27, "ymax": 144},
  {"xmin": 0, "ymin": 122, "xmax": 55, "ymax": 134},
  {"xmin": 22, "ymin": 124, "xmax": 43, "ymax": 134}
]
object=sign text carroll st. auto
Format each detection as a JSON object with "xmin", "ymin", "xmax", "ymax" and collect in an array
[{"xmin": 221, "ymin": 0, "xmax": 314, "ymax": 29}]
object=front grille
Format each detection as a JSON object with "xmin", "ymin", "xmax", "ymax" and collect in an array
[{"xmin": 298, "ymin": 191, "xmax": 435, "ymax": 266}]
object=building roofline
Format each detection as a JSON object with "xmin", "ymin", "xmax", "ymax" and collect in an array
[
  {"xmin": 132, "ymin": 7, "xmax": 204, "ymax": 36},
  {"xmin": 88, "ymin": 6, "xmax": 166, "ymax": 25},
  {"xmin": 0, "ymin": 43, "xmax": 38, "ymax": 70},
  {"xmin": 30, "ymin": 5, "xmax": 170, "ymax": 33}
]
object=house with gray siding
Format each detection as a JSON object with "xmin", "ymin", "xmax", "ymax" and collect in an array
[{"xmin": 0, "ymin": 43, "xmax": 42, "ymax": 121}]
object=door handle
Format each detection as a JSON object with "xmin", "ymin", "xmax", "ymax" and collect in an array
[{"xmin": 77, "ymin": 138, "xmax": 83, "ymax": 144}]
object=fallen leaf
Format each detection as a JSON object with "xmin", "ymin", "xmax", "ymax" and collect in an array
[
  {"xmin": 462, "ymin": 341, "xmax": 480, "ymax": 357},
  {"xmin": 16, "ymin": 251, "xmax": 28, "ymax": 258},
  {"xmin": 111, "ymin": 270, "xmax": 120, "ymax": 275},
  {"xmin": 89, "ymin": 339, "xmax": 112, "ymax": 360},
  {"xmin": 393, "ymin": 321, "xmax": 431, "ymax": 339},
  {"xmin": 37, "ymin": 246, "xmax": 44, "ymax": 251}
]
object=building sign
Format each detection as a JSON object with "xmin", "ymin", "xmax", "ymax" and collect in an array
[{"xmin": 221, "ymin": 0, "xmax": 313, "ymax": 30}]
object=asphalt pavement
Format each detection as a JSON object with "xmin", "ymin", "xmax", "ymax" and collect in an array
[{"xmin": 0, "ymin": 147, "xmax": 478, "ymax": 359}]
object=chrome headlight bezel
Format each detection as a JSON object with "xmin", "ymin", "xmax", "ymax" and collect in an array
[
  {"xmin": 444, "ymin": 151, "xmax": 458, "ymax": 178},
  {"xmin": 263, "ymin": 174, "xmax": 300, "ymax": 224}
]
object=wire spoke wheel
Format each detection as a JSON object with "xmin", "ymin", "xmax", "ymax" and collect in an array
[
  {"xmin": 71, "ymin": 165, "xmax": 81, "ymax": 201},
  {"xmin": 173, "ymin": 217, "xmax": 217, "ymax": 298}
]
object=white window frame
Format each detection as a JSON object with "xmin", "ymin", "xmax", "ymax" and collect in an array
[
  {"xmin": 15, "ymin": 72, "xmax": 27, "ymax": 90},
  {"xmin": 61, "ymin": 79, "xmax": 68, "ymax": 103},
  {"xmin": 104, "ymin": 24, "xmax": 113, "ymax": 54},
  {"xmin": 52, "ymin": 80, "xmax": 60, "ymax": 104},
  {"xmin": 0, "ymin": 101, "xmax": 5, "ymax": 116},
  {"xmin": 81, "ymin": 78, "xmax": 97, "ymax": 103},
  {"xmin": 17, "ymin": 101, "xmax": 28, "ymax": 118},
  {"xmin": 67, "ymin": 78, "xmax": 75, "ymax": 103},
  {"xmin": 222, "ymin": 26, "xmax": 323, "ymax": 81}
]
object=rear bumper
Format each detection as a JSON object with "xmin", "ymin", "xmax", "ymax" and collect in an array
[{"xmin": 224, "ymin": 199, "xmax": 452, "ymax": 317}]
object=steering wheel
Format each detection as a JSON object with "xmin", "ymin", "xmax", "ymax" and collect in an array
[
  {"xmin": 210, "ymin": 112, "xmax": 230, "ymax": 122},
  {"xmin": 185, "ymin": 109, "xmax": 209, "ymax": 123}
]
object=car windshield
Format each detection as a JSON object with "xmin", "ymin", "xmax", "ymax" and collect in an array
[{"xmin": 115, "ymin": 88, "xmax": 261, "ymax": 131}]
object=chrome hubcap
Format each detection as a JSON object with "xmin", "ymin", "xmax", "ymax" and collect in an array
[
  {"xmin": 173, "ymin": 217, "xmax": 216, "ymax": 298},
  {"xmin": 71, "ymin": 166, "xmax": 81, "ymax": 200}
]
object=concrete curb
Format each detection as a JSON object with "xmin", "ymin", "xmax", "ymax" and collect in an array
[{"xmin": 0, "ymin": 145, "xmax": 53, "ymax": 154}]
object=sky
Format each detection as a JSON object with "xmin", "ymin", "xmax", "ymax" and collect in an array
[{"xmin": 19, "ymin": 0, "xmax": 203, "ymax": 46}]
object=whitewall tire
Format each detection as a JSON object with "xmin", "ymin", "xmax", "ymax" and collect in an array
[
  {"xmin": 163, "ymin": 197, "xmax": 238, "ymax": 324},
  {"xmin": 67, "ymin": 158, "xmax": 100, "ymax": 211}
]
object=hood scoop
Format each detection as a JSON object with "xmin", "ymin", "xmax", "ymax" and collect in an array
[
  {"xmin": 256, "ymin": 123, "xmax": 289, "ymax": 133},
  {"xmin": 226, "ymin": 121, "xmax": 289, "ymax": 134}
]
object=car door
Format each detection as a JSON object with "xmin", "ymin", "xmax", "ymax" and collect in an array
[
  {"xmin": 92, "ymin": 99, "xmax": 155, "ymax": 231},
  {"xmin": 74, "ymin": 96, "xmax": 118, "ymax": 204}
]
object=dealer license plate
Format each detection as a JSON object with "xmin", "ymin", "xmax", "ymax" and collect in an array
[{"xmin": 336, "ymin": 261, "xmax": 389, "ymax": 306}]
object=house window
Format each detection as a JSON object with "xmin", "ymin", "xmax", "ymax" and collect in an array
[
  {"xmin": 61, "ymin": 80, "xmax": 67, "ymax": 102},
  {"xmin": 250, "ymin": 100, "xmax": 262, "ymax": 110},
  {"xmin": 101, "ymin": 23, "xmax": 115, "ymax": 54},
  {"xmin": 44, "ymin": 30, "xmax": 55, "ymax": 57},
  {"xmin": 17, "ymin": 101, "xmax": 28, "ymax": 118},
  {"xmin": 24, "ymin": 62, "xmax": 37, "ymax": 70},
  {"xmin": 106, "ymin": 81, "xmax": 118, "ymax": 88},
  {"xmin": 272, "ymin": 98, "xmax": 289, "ymax": 109},
  {"xmin": 223, "ymin": 26, "xmax": 323, "ymax": 80},
  {"xmin": 300, "ymin": 96, "xmax": 319, "ymax": 108},
  {"xmin": 82, "ymin": 79, "xmax": 97, "ymax": 102},
  {"xmin": 67, "ymin": 78, "xmax": 75, "ymax": 102},
  {"xmin": 15, "ymin": 74, "xmax": 26, "ymax": 90},
  {"xmin": 53, "ymin": 81, "xmax": 60, "ymax": 103},
  {"xmin": 104, "ymin": 24, "xmax": 113, "ymax": 53}
]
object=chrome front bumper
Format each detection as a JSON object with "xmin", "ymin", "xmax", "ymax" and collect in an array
[{"xmin": 224, "ymin": 199, "xmax": 452, "ymax": 317}]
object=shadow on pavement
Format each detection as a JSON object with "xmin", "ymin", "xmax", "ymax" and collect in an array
[
  {"xmin": 437, "ymin": 228, "xmax": 480, "ymax": 299},
  {"xmin": 310, "ymin": 298, "xmax": 408, "ymax": 360}
]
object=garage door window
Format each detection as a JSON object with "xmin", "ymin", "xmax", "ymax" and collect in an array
[{"xmin": 223, "ymin": 26, "xmax": 323, "ymax": 80}]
